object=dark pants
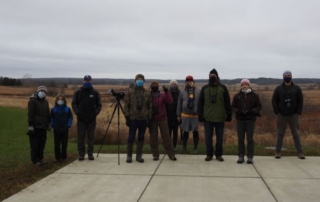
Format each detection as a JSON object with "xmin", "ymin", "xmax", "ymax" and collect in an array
[
  {"xmin": 29, "ymin": 128, "xmax": 47, "ymax": 163},
  {"xmin": 77, "ymin": 120, "xmax": 96, "ymax": 156},
  {"xmin": 128, "ymin": 120, "xmax": 148, "ymax": 143},
  {"xmin": 237, "ymin": 120, "xmax": 255, "ymax": 158},
  {"xmin": 169, "ymin": 124, "xmax": 179, "ymax": 148},
  {"xmin": 182, "ymin": 131, "xmax": 199, "ymax": 148},
  {"xmin": 54, "ymin": 131, "xmax": 69, "ymax": 160},
  {"xmin": 204, "ymin": 121, "xmax": 224, "ymax": 157},
  {"xmin": 276, "ymin": 114, "xmax": 302, "ymax": 153},
  {"xmin": 149, "ymin": 120, "xmax": 175, "ymax": 158}
]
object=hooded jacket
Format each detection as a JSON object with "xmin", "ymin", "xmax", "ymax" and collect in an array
[{"xmin": 28, "ymin": 93, "xmax": 50, "ymax": 129}]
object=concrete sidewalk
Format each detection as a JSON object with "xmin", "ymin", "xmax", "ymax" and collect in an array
[{"xmin": 4, "ymin": 154, "xmax": 320, "ymax": 202}]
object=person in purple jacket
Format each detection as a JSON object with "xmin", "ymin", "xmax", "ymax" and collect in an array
[{"xmin": 149, "ymin": 81, "xmax": 177, "ymax": 161}]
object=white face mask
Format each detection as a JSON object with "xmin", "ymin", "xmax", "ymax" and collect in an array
[
  {"xmin": 57, "ymin": 100, "xmax": 64, "ymax": 105},
  {"xmin": 38, "ymin": 91, "xmax": 46, "ymax": 99}
]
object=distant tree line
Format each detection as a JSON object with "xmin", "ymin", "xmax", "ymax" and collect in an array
[{"xmin": 0, "ymin": 77, "xmax": 22, "ymax": 86}]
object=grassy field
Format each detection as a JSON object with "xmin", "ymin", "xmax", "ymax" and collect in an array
[{"xmin": 1, "ymin": 84, "xmax": 320, "ymax": 200}]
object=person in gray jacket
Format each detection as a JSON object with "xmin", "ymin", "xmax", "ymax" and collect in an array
[
  {"xmin": 177, "ymin": 75, "xmax": 201, "ymax": 154},
  {"xmin": 272, "ymin": 70, "xmax": 305, "ymax": 159}
]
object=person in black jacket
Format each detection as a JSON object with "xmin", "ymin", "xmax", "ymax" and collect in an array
[
  {"xmin": 232, "ymin": 79, "xmax": 262, "ymax": 164},
  {"xmin": 27, "ymin": 86, "xmax": 50, "ymax": 166},
  {"xmin": 272, "ymin": 70, "xmax": 305, "ymax": 159},
  {"xmin": 72, "ymin": 75, "xmax": 102, "ymax": 161},
  {"xmin": 166, "ymin": 80, "xmax": 180, "ymax": 151},
  {"xmin": 50, "ymin": 94, "xmax": 73, "ymax": 162}
]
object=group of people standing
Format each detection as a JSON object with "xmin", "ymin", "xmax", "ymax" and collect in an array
[{"xmin": 26, "ymin": 69, "xmax": 305, "ymax": 166}]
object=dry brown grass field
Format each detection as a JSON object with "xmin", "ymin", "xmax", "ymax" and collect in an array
[{"xmin": 1, "ymin": 83, "xmax": 320, "ymax": 149}]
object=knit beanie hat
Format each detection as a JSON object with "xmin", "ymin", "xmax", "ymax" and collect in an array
[
  {"xmin": 37, "ymin": 86, "xmax": 47, "ymax": 92},
  {"xmin": 240, "ymin": 79, "xmax": 250, "ymax": 86},
  {"xmin": 209, "ymin": 68, "xmax": 219, "ymax": 77},
  {"xmin": 135, "ymin": 74, "xmax": 145, "ymax": 81},
  {"xmin": 150, "ymin": 81, "xmax": 159, "ymax": 87},
  {"xmin": 185, "ymin": 75, "xmax": 193, "ymax": 81},
  {"xmin": 283, "ymin": 70, "xmax": 292, "ymax": 77},
  {"xmin": 84, "ymin": 75, "xmax": 92, "ymax": 81},
  {"xmin": 169, "ymin": 80, "xmax": 178, "ymax": 86}
]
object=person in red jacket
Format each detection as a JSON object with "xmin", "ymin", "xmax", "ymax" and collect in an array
[{"xmin": 149, "ymin": 81, "xmax": 177, "ymax": 161}]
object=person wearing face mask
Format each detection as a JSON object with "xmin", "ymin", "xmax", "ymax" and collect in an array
[
  {"xmin": 149, "ymin": 81, "xmax": 177, "ymax": 161},
  {"xmin": 72, "ymin": 75, "xmax": 102, "ymax": 161},
  {"xmin": 50, "ymin": 94, "xmax": 73, "ymax": 162},
  {"xmin": 27, "ymin": 86, "xmax": 50, "ymax": 166},
  {"xmin": 231, "ymin": 79, "xmax": 262, "ymax": 164},
  {"xmin": 198, "ymin": 68, "xmax": 232, "ymax": 162},
  {"xmin": 272, "ymin": 70, "xmax": 305, "ymax": 160},
  {"xmin": 177, "ymin": 76, "xmax": 201, "ymax": 154},
  {"xmin": 124, "ymin": 74, "xmax": 152, "ymax": 163},
  {"xmin": 165, "ymin": 80, "xmax": 180, "ymax": 151}
]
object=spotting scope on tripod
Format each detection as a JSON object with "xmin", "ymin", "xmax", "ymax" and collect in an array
[{"xmin": 97, "ymin": 89, "xmax": 125, "ymax": 165}]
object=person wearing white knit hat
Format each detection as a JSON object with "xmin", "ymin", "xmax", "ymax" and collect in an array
[{"xmin": 231, "ymin": 78, "xmax": 262, "ymax": 164}]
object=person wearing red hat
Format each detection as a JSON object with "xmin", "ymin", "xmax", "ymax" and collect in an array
[
  {"xmin": 72, "ymin": 75, "xmax": 102, "ymax": 161},
  {"xmin": 177, "ymin": 75, "xmax": 201, "ymax": 154},
  {"xmin": 198, "ymin": 68, "xmax": 232, "ymax": 162},
  {"xmin": 231, "ymin": 79, "xmax": 262, "ymax": 164}
]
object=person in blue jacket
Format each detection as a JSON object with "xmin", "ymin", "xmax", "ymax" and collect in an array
[{"xmin": 50, "ymin": 94, "xmax": 73, "ymax": 162}]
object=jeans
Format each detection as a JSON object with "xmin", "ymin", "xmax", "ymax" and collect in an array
[
  {"xmin": 237, "ymin": 120, "xmax": 255, "ymax": 158},
  {"xmin": 204, "ymin": 121, "xmax": 224, "ymax": 157},
  {"xmin": 128, "ymin": 120, "xmax": 148, "ymax": 143}
]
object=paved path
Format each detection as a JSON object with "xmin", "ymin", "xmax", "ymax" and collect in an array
[{"xmin": 4, "ymin": 154, "xmax": 320, "ymax": 202}]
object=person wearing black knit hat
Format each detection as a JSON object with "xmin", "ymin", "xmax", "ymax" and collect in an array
[
  {"xmin": 198, "ymin": 68, "xmax": 232, "ymax": 162},
  {"xmin": 272, "ymin": 70, "xmax": 305, "ymax": 160}
]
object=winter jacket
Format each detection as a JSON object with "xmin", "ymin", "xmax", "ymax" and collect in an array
[
  {"xmin": 198, "ymin": 82, "xmax": 232, "ymax": 122},
  {"xmin": 72, "ymin": 85, "xmax": 102, "ymax": 123},
  {"xmin": 151, "ymin": 91, "xmax": 173, "ymax": 121},
  {"xmin": 50, "ymin": 105, "xmax": 73, "ymax": 134},
  {"xmin": 177, "ymin": 86, "xmax": 201, "ymax": 117},
  {"xmin": 272, "ymin": 81, "xmax": 303, "ymax": 116},
  {"xmin": 28, "ymin": 93, "xmax": 50, "ymax": 129},
  {"xmin": 231, "ymin": 89, "xmax": 262, "ymax": 121},
  {"xmin": 124, "ymin": 86, "xmax": 152, "ymax": 120},
  {"xmin": 166, "ymin": 90, "xmax": 180, "ymax": 127}
]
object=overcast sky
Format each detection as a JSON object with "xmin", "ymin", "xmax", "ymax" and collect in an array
[{"xmin": 1, "ymin": 0, "xmax": 319, "ymax": 80}]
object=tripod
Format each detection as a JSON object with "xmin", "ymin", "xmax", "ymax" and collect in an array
[{"xmin": 97, "ymin": 91, "xmax": 125, "ymax": 165}]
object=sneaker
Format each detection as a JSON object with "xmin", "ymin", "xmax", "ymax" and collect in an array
[
  {"xmin": 237, "ymin": 155, "xmax": 244, "ymax": 164},
  {"xmin": 88, "ymin": 155, "xmax": 95, "ymax": 160},
  {"xmin": 247, "ymin": 158, "xmax": 253, "ymax": 164},
  {"xmin": 205, "ymin": 156, "xmax": 212, "ymax": 161},
  {"xmin": 275, "ymin": 153, "xmax": 281, "ymax": 159},
  {"xmin": 298, "ymin": 153, "xmax": 305, "ymax": 159},
  {"xmin": 216, "ymin": 156, "xmax": 224, "ymax": 162},
  {"xmin": 79, "ymin": 155, "xmax": 85, "ymax": 161}
]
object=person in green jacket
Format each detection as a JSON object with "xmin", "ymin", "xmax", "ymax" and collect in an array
[{"xmin": 198, "ymin": 69, "xmax": 232, "ymax": 162}]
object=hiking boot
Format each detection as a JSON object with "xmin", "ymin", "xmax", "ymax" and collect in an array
[
  {"xmin": 275, "ymin": 153, "xmax": 281, "ymax": 159},
  {"xmin": 79, "ymin": 155, "xmax": 85, "ymax": 161},
  {"xmin": 88, "ymin": 155, "xmax": 94, "ymax": 161},
  {"xmin": 153, "ymin": 156, "xmax": 159, "ymax": 161},
  {"xmin": 216, "ymin": 156, "xmax": 224, "ymax": 162},
  {"xmin": 298, "ymin": 153, "xmax": 305, "ymax": 159},
  {"xmin": 169, "ymin": 156, "xmax": 177, "ymax": 161},
  {"xmin": 237, "ymin": 155, "xmax": 244, "ymax": 164},
  {"xmin": 247, "ymin": 158, "xmax": 253, "ymax": 164},
  {"xmin": 205, "ymin": 156, "xmax": 212, "ymax": 161}
]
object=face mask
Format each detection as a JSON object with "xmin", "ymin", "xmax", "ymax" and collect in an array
[
  {"xmin": 57, "ymin": 100, "xmax": 64, "ymax": 105},
  {"xmin": 284, "ymin": 77, "xmax": 292, "ymax": 83},
  {"xmin": 37, "ymin": 91, "xmax": 46, "ymax": 99},
  {"xmin": 170, "ymin": 86, "xmax": 178, "ymax": 91},
  {"xmin": 136, "ymin": 80, "xmax": 143, "ymax": 87},
  {"xmin": 151, "ymin": 86, "xmax": 159, "ymax": 92},
  {"xmin": 209, "ymin": 76, "xmax": 217, "ymax": 83},
  {"xmin": 83, "ymin": 82, "xmax": 92, "ymax": 88}
]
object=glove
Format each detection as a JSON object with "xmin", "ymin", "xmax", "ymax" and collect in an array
[
  {"xmin": 225, "ymin": 114, "xmax": 232, "ymax": 122},
  {"xmin": 162, "ymin": 85, "xmax": 168, "ymax": 93},
  {"xmin": 26, "ymin": 126, "xmax": 35, "ymax": 136},
  {"xmin": 198, "ymin": 115, "xmax": 205, "ymax": 122},
  {"xmin": 125, "ymin": 117, "xmax": 131, "ymax": 127}
]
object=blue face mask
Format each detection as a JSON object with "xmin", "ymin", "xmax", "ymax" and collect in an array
[
  {"xmin": 136, "ymin": 80, "xmax": 143, "ymax": 87},
  {"xmin": 83, "ymin": 82, "xmax": 92, "ymax": 88}
]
